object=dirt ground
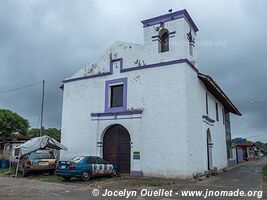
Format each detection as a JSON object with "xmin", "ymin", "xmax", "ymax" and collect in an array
[
  {"xmin": 0, "ymin": 158, "xmax": 266, "ymax": 200},
  {"xmin": 0, "ymin": 174, "xmax": 193, "ymax": 200}
]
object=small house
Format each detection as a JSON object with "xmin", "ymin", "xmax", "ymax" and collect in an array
[{"xmin": 0, "ymin": 136, "xmax": 29, "ymax": 161}]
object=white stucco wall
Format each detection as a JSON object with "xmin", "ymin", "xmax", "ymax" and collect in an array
[
  {"xmin": 184, "ymin": 66, "xmax": 227, "ymax": 176},
  {"xmin": 204, "ymin": 91, "xmax": 228, "ymax": 170},
  {"xmin": 61, "ymin": 62, "xmax": 191, "ymax": 178}
]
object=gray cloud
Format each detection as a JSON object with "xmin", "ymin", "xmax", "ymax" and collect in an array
[{"xmin": 0, "ymin": 0, "xmax": 266, "ymax": 141}]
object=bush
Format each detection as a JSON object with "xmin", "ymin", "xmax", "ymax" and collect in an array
[{"xmin": 263, "ymin": 165, "xmax": 267, "ymax": 182}]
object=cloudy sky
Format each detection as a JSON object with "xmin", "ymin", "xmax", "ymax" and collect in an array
[{"xmin": 0, "ymin": 0, "xmax": 266, "ymax": 142}]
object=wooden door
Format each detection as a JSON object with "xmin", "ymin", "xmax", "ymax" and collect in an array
[{"xmin": 103, "ymin": 125, "xmax": 130, "ymax": 174}]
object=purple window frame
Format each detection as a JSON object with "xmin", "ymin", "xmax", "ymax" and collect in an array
[{"xmin": 105, "ymin": 77, "xmax": 127, "ymax": 113}]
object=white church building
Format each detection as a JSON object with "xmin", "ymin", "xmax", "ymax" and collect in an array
[{"xmin": 60, "ymin": 9, "xmax": 241, "ymax": 178}]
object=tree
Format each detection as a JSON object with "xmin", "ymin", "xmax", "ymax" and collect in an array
[
  {"xmin": 27, "ymin": 128, "xmax": 61, "ymax": 141},
  {"xmin": 0, "ymin": 109, "xmax": 29, "ymax": 137}
]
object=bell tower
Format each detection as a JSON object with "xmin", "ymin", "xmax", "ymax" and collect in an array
[{"xmin": 141, "ymin": 9, "xmax": 198, "ymax": 65}]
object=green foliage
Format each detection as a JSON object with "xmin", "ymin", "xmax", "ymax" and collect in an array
[
  {"xmin": 0, "ymin": 169, "xmax": 9, "ymax": 174},
  {"xmin": 27, "ymin": 128, "xmax": 61, "ymax": 141},
  {"xmin": 0, "ymin": 109, "xmax": 61, "ymax": 141},
  {"xmin": 255, "ymin": 141, "xmax": 267, "ymax": 150},
  {"xmin": 38, "ymin": 175, "xmax": 62, "ymax": 182},
  {"xmin": 232, "ymin": 137, "xmax": 249, "ymax": 145},
  {"xmin": 263, "ymin": 165, "xmax": 267, "ymax": 182},
  {"xmin": 0, "ymin": 109, "xmax": 29, "ymax": 137}
]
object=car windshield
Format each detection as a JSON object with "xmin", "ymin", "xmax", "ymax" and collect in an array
[
  {"xmin": 70, "ymin": 156, "xmax": 85, "ymax": 163},
  {"xmin": 30, "ymin": 152, "xmax": 55, "ymax": 160}
]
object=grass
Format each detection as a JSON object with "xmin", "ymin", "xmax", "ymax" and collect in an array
[
  {"xmin": 263, "ymin": 164, "xmax": 267, "ymax": 182},
  {"xmin": 0, "ymin": 167, "xmax": 61, "ymax": 181},
  {"xmin": 0, "ymin": 168, "xmax": 21, "ymax": 177},
  {"xmin": 0, "ymin": 168, "xmax": 9, "ymax": 174},
  {"xmin": 16, "ymin": 171, "xmax": 63, "ymax": 182},
  {"xmin": 143, "ymin": 181, "xmax": 164, "ymax": 187},
  {"xmin": 31, "ymin": 174, "xmax": 63, "ymax": 182}
]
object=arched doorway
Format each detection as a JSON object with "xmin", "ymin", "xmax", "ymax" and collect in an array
[
  {"xmin": 207, "ymin": 129, "xmax": 213, "ymax": 170},
  {"xmin": 103, "ymin": 124, "xmax": 131, "ymax": 174}
]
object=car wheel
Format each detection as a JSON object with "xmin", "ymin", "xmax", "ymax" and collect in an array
[
  {"xmin": 49, "ymin": 170, "xmax": 55, "ymax": 175},
  {"xmin": 63, "ymin": 177, "xmax": 71, "ymax": 181},
  {"xmin": 112, "ymin": 169, "xmax": 117, "ymax": 177},
  {"xmin": 22, "ymin": 169, "xmax": 28, "ymax": 177},
  {"xmin": 81, "ymin": 171, "xmax": 90, "ymax": 181}
]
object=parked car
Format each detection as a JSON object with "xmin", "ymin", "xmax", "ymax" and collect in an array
[
  {"xmin": 19, "ymin": 149, "xmax": 57, "ymax": 177},
  {"xmin": 56, "ymin": 156, "xmax": 117, "ymax": 181}
]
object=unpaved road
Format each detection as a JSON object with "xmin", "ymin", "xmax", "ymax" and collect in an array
[{"xmin": 0, "ymin": 158, "xmax": 266, "ymax": 200}]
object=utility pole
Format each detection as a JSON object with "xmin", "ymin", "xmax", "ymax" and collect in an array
[{"xmin": 40, "ymin": 80, "xmax": 45, "ymax": 136}]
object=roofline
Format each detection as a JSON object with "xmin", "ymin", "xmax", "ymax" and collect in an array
[
  {"xmin": 198, "ymin": 73, "xmax": 241, "ymax": 116},
  {"xmin": 0, "ymin": 140, "xmax": 26, "ymax": 144},
  {"xmin": 62, "ymin": 58, "xmax": 198, "ymax": 84},
  {"xmin": 0, "ymin": 136, "xmax": 30, "ymax": 140},
  {"xmin": 141, "ymin": 9, "xmax": 199, "ymax": 32}
]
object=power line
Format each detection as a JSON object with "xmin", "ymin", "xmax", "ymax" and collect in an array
[
  {"xmin": 0, "ymin": 80, "xmax": 46, "ymax": 134},
  {"xmin": 243, "ymin": 135, "xmax": 267, "ymax": 142},
  {"xmin": 251, "ymin": 100, "xmax": 267, "ymax": 104},
  {"xmin": 0, "ymin": 81, "xmax": 42, "ymax": 94},
  {"xmin": 246, "ymin": 133, "xmax": 267, "ymax": 139},
  {"xmin": 251, "ymin": 138, "xmax": 267, "ymax": 143},
  {"xmin": 250, "ymin": 135, "xmax": 267, "ymax": 140}
]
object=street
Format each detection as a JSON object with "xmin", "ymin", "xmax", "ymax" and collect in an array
[{"xmin": 0, "ymin": 158, "xmax": 266, "ymax": 200}]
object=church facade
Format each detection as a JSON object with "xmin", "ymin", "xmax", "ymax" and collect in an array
[{"xmin": 60, "ymin": 9, "xmax": 241, "ymax": 178}]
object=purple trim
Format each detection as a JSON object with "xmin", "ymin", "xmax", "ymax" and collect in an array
[
  {"xmin": 202, "ymin": 115, "xmax": 215, "ymax": 123},
  {"xmin": 63, "ymin": 58, "xmax": 198, "ymax": 83},
  {"xmin": 91, "ymin": 116, "xmax": 141, "ymax": 121},
  {"xmin": 121, "ymin": 59, "xmax": 198, "ymax": 73},
  {"xmin": 91, "ymin": 109, "xmax": 143, "ymax": 117},
  {"xmin": 151, "ymin": 31, "xmax": 176, "ymax": 39},
  {"xmin": 203, "ymin": 121, "xmax": 214, "ymax": 126},
  {"xmin": 131, "ymin": 170, "xmax": 143, "ymax": 177},
  {"xmin": 227, "ymin": 158, "xmax": 236, "ymax": 167},
  {"xmin": 141, "ymin": 9, "xmax": 198, "ymax": 32},
  {"xmin": 109, "ymin": 58, "xmax": 123, "ymax": 75},
  {"xmin": 110, "ymin": 58, "xmax": 123, "ymax": 70},
  {"xmin": 63, "ymin": 72, "xmax": 111, "ymax": 83},
  {"xmin": 152, "ymin": 36, "xmax": 174, "ymax": 42},
  {"xmin": 105, "ymin": 77, "xmax": 127, "ymax": 113},
  {"xmin": 63, "ymin": 58, "xmax": 122, "ymax": 84}
]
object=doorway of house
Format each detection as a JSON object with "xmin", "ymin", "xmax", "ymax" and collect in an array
[{"xmin": 103, "ymin": 124, "xmax": 131, "ymax": 174}]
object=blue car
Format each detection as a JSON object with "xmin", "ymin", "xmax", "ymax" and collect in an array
[{"xmin": 56, "ymin": 156, "xmax": 117, "ymax": 181}]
